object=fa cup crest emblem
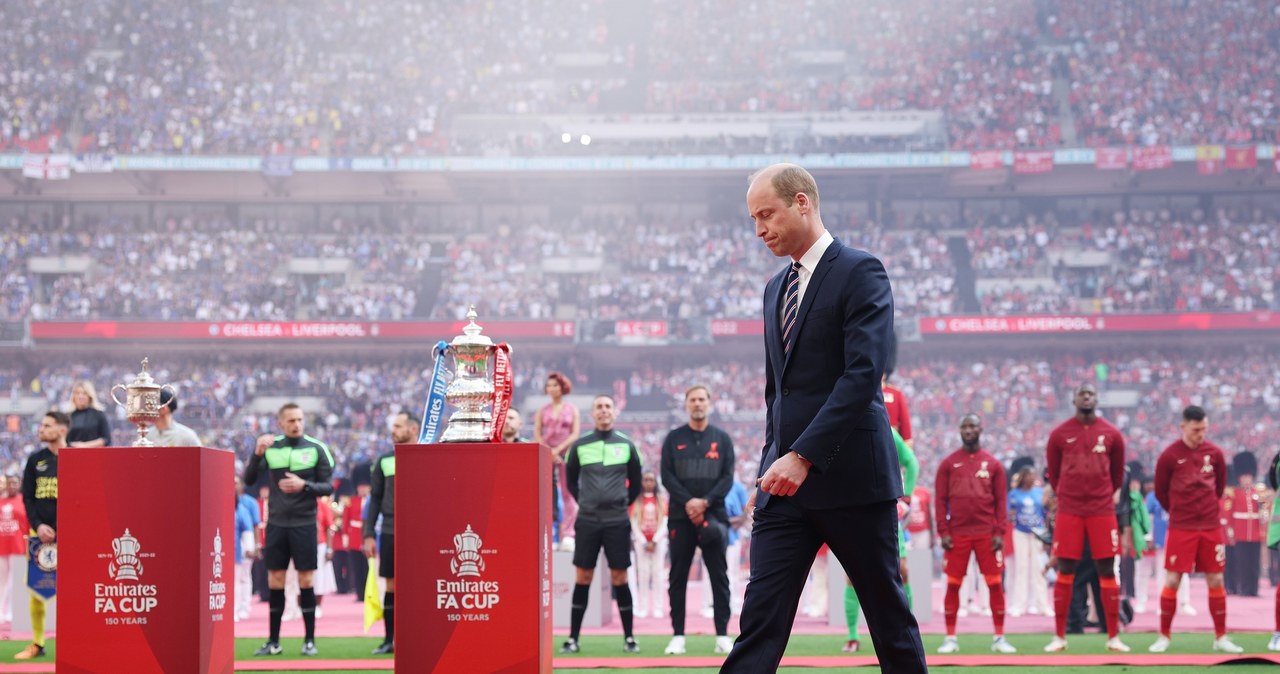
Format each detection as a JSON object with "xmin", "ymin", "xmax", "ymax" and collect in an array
[
  {"xmin": 110, "ymin": 529, "xmax": 144, "ymax": 581},
  {"xmin": 452, "ymin": 525, "xmax": 485, "ymax": 577},
  {"xmin": 212, "ymin": 528, "xmax": 224, "ymax": 579}
]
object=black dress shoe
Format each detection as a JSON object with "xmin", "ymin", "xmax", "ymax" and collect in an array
[{"xmin": 372, "ymin": 642, "xmax": 395, "ymax": 655}]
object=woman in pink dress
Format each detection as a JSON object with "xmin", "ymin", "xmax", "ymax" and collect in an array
[{"xmin": 534, "ymin": 372, "xmax": 580, "ymax": 547}]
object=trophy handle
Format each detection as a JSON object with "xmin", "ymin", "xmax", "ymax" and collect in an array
[
  {"xmin": 160, "ymin": 384, "xmax": 177, "ymax": 403},
  {"xmin": 110, "ymin": 384, "xmax": 128, "ymax": 407}
]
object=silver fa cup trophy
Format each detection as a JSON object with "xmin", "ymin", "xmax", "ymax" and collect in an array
[
  {"xmin": 440, "ymin": 307, "xmax": 500, "ymax": 442},
  {"xmin": 110, "ymin": 357, "xmax": 176, "ymax": 447}
]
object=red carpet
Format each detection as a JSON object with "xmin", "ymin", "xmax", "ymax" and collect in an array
[
  {"xmin": 2, "ymin": 653, "xmax": 1276, "ymax": 673},
  {"xmin": 560, "ymin": 653, "xmax": 1280, "ymax": 668},
  {"xmin": 0, "ymin": 662, "xmax": 395, "ymax": 673}
]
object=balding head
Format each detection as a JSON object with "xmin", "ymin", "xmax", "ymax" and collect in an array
[{"xmin": 748, "ymin": 163, "xmax": 821, "ymax": 215}]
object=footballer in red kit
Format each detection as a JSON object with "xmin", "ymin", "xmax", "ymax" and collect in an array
[
  {"xmin": 1042, "ymin": 383, "xmax": 1129, "ymax": 653},
  {"xmin": 934, "ymin": 414, "xmax": 1014, "ymax": 654},
  {"xmin": 1147, "ymin": 406, "xmax": 1242, "ymax": 654}
]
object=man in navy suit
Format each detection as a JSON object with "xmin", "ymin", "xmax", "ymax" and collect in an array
[{"xmin": 720, "ymin": 164, "xmax": 927, "ymax": 673}]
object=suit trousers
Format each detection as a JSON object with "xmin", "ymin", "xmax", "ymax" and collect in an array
[{"xmin": 720, "ymin": 497, "xmax": 926, "ymax": 673}]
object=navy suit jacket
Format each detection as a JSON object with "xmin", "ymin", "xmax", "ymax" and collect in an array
[{"xmin": 757, "ymin": 238, "xmax": 903, "ymax": 510}]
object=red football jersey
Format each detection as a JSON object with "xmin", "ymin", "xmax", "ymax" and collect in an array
[
  {"xmin": 1045, "ymin": 416, "xmax": 1126, "ymax": 517},
  {"xmin": 1154, "ymin": 439, "xmax": 1226, "ymax": 531},
  {"xmin": 935, "ymin": 448, "xmax": 1007, "ymax": 538}
]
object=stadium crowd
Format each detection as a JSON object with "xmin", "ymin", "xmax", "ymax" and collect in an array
[
  {"xmin": 1054, "ymin": 0, "xmax": 1280, "ymax": 147},
  {"xmin": 3, "ymin": 204, "xmax": 1276, "ymax": 322},
  {"xmin": 4, "ymin": 0, "xmax": 1276, "ymax": 156}
]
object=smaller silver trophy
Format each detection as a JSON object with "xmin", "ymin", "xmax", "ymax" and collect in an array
[
  {"xmin": 441, "ymin": 307, "xmax": 499, "ymax": 442},
  {"xmin": 110, "ymin": 358, "xmax": 176, "ymax": 447}
]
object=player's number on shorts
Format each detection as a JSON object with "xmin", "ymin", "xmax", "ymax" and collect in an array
[
  {"xmin": 1110, "ymin": 528, "xmax": 1119, "ymax": 550},
  {"xmin": 1215, "ymin": 544, "xmax": 1226, "ymax": 565}
]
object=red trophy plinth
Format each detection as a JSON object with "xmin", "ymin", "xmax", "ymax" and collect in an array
[
  {"xmin": 57, "ymin": 446, "xmax": 234, "ymax": 674},
  {"xmin": 395, "ymin": 442, "xmax": 553, "ymax": 673}
]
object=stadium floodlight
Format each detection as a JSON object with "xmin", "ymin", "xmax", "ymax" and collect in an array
[
  {"xmin": 561, "ymin": 133, "xmax": 572, "ymax": 143},
  {"xmin": 580, "ymin": 134, "xmax": 591, "ymax": 146}
]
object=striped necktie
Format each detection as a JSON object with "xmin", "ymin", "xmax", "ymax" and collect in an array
[{"xmin": 781, "ymin": 261, "xmax": 801, "ymax": 355}]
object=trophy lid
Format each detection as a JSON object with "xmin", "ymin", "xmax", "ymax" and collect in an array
[
  {"xmin": 127, "ymin": 357, "xmax": 161, "ymax": 390},
  {"xmin": 451, "ymin": 306, "xmax": 494, "ymax": 348}
]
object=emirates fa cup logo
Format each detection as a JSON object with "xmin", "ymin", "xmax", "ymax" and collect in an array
[
  {"xmin": 212, "ymin": 529, "xmax": 224, "ymax": 579},
  {"xmin": 452, "ymin": 524, "xmax": 485, "ymax": 577},
  {"xmin": 110, "ymin": 529, "xmax": 144, "ymax": 581}
]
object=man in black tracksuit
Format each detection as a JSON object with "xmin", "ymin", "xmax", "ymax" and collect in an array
[
  {"xmin": 244, "ymin": 403, "xmax": 335, "ymax": 657},
  {"xmin": 562, "ymin": 394, "xmax": 643, "ymax": 655},
  {"xmin": 363, "ymin": 410, "xmax": 416, "ymax": 655},
  {"xmin": 660, "ymin": 385, "xmax": 736, "ymax": 655}
]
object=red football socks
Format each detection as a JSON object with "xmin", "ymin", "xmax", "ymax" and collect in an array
[
  {"xmin": 1208, "ymin": 586, "xmax": 1227, "ymax": 639},
  {"xmin": 1053, "ymin": 574, "xmax": 1074, "ymax": 638},
  {"xmin": 1099, "ymin": 576, "xmax": 1120, "ymax": 639},
  {"xmin": 1159, "ymin": 586, "xmax": 1177, "ymax": 636},
  {"xmin": 944, "ymin": 577, "xmax": 962, "ymax": 635},
  {"xmin": 986, "ymin": 579, "xmax": 1006, "ymax": 635}
]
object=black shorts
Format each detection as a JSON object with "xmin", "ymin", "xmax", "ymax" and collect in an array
[
  {"xmin": 264, "ymin": 523, "xmax": 318, "ymax": 572},
  {"xmin": 573, "ymin": 519, "xmax": 631, "ymax": 570},
  {"xmin": 378, "ymin": 534, "xmax": 395, "ymax": 579}
]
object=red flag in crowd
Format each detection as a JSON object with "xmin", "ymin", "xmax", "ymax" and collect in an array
[{"xmin": 1225, "ymin": 146, "xmax": 1257, "ymax": 170}]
